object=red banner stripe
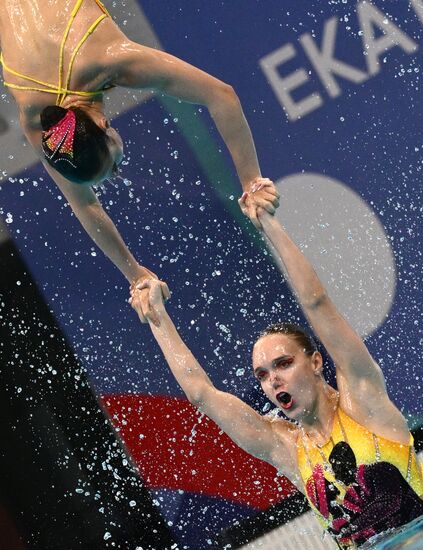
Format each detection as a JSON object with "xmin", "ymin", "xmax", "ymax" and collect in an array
[{"xmin": 101, "ymin": 394, "xmax": 297, "ymax": 510}]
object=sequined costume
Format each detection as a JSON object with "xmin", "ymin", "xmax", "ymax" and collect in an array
[{"xmin": 297, "ymin": 406, "xmax": 423, "ymax": 548}]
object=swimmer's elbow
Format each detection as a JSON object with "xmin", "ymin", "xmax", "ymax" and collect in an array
[
  {"xmin": 303, "ymin": 290, "xmax": 329, "ymax": 311},
  {"xmin": 188, "ymin": 394, "xmax": 204, "ymax": 408},
  {"xmin": 221, "ymin": 83, "xmax": 237, "ymax": 100},
  {"xmin": 221, "ymin": 84, "xmax": 240, "ymax": 107},
  {"xmin": 187, "ymin": 382, "xmax": 214, "ymax": 409},
  {"xmin": 187, "ymin": 394, "xmax": 208, "ymax": 411},
  {"xmin": 209, "ymin": 83, "xmax": 240, "ymax": 115}
]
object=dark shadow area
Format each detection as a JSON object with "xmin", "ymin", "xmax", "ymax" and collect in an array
[
  {"xmin": 0, "ymin": 115, "xmax": 9, "ymax": 134},
  {"xmin": 217, "ymin": 492, "xmax": 309, "ymax": 549},
  {"xmin": 0, "ymin": 232, "xmax": 177, "ymax": 550}
]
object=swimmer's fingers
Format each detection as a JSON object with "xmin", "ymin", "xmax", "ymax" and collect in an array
[
  {"xmin": 134, "ymin": 281, "xmax": 160, "ymax": 327},
  {"xmin": 238, "ymin": 192, "xmax": 262, "ymax": 229},
  {"xmin": 137, "ymin": 278, "xmax": 169, "ymax": 305},
  {"xmin": 250, "ymin": 178, "xmax": 279, "ymax": 196},
  {"xmin": 129, "ymin": 289, "xmax": 148, "ymax": 323},
  {"xmin": 135, "ymin": 291, "xmax": 151, "ymax": 324},
  {"xmin": 261, "ymin": 192, "xmax": 280, "ymax": 210},
  {"xmin": 248, "ymin": 203, "xmax": 262, "ymax": 229},
  {"xmin": 264, "ymin": 185, "xmax": 280, "ymax": 199},
  {"xmin": 160, "ymin": 281, "xmax": 171, "ymax": 302},
  {"xmin": 251, "ymin": 194, "xmax": 278, "ymax": 215},
  {"xmin": 135, "ymin": 278, "xmax": 170, "ymax": 326},
  {"xmin": 250, "ymin": 181, "xmax": 280, "ymax": 213},
  {"xmin": 261, "ymin": 188, "xmax": 280, "ymax": 205},
  {"xmin": 238, "ymin": 192, "xmax": 249, "ymax": 217},
  {"xmin": 249, "ymin": 177, "xmax": 271, "ymax": 189}
]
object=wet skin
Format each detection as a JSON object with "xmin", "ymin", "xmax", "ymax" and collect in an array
[
  {"xmin": 253, "ymin": 336, "xmax": 315, "ymax": 411},
  {"xmin": 0, "ymin": 0, "xmax": 268, "ymax": 192},
  {"xmin": 0, "ymin": 0, "xmax": 280, "ymax": 318},
  {"xmin": 252, "ymin": 332, "xmax": 339, "ymax": 439}
]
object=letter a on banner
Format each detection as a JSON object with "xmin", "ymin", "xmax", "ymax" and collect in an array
[
  {"xmin": 300, "ymin": 17, "xmax": 368, "ymax": 98},
  {"xmin": 357, "ymin": 2, "xmax": 418, "ymax": 76},
  {"xmin": 411, "ymin": 0, "xmax": 423, "ymax": 25}
]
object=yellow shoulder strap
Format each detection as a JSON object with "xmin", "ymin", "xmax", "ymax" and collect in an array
[
  {"xmin": 95, "ymin": 0, "xmax": 111, "ymax": 17},
  {"xmin": 1, "ymin": 52, "xmax": 59, "ymax": 91},
  {"xmin": 1, "ymin": 0, "xmax": 110, "ymax": 105},
  {"xmin": 58, "ymin": 12, "xmax": 108, "ymax": 105}
]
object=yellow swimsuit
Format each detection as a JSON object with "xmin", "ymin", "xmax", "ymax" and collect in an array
[
  {"xmin": 297, "ymin": 407, "xmax": 423, "ymax": 548},
  {"xmin": 0, "ymin": 0, "xmax": 111, "ymax": 106}
]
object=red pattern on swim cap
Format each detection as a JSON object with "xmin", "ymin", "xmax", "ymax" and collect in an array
[{"xmin": 42, "ymin": 109, "xmax": 76, "ymax": 166}]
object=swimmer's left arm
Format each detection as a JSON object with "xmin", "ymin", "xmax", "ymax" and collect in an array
[
  {"xmin": 249, "ymin": 205, "xmax": 387, "ymax": 393},
  {"xmin": 111, "ymin": 42, "xmax": 279, "ymax": 225},
  {"xmin": 130, "ymin": 279, "xmax": 287, "ymax": 464}
]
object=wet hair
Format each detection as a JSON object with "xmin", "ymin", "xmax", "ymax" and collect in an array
[
  {"xmin": 40, "ymin": 105, "xmax": 111, "ymax": 184},
  {"xmin": 257, "ymin": 322, "xmax": 318, "ymax": 356}
]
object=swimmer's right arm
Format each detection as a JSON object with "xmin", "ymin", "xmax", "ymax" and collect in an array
[
  {"xmin": 238, "ymin": 193, "xmax": 387, "ymax": 394},
  {"xmin": 23, "ymin": 125, "xmax": 151, "ymax": 283},
  {"xmin": 23, "ymin": 125, "xmax": 159, "ymax": 319},
  {"xmin": 109, "ymin": 42, "xmax": 279, "ymax": 227},
  {"xmin": 44, "ymin": 166, "xmax": 151, "ymax": 280},
  {"xmin": 131, "ymin": 279, "xmax": 285, "ymax": 464}
]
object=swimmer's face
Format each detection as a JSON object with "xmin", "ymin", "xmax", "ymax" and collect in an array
[
  {"xmin": 105, "ymin": 125, "xmax": 124, "ymax": 176},
  {"xmin": 87, "ymin": 123, "xmax": 124, "ymax": 185},
  {"xmin": 252, "ymin": 333, "xmax": 323, "ymax": 420}
]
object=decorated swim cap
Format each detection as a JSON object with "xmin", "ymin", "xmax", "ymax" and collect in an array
[
  {"xmin": 40, "ymin": 105, "xmax": 112, "ymax": 184},
  {"xmin": 41, "ymin": 109, "xmax": 76, "ymax": 167}
]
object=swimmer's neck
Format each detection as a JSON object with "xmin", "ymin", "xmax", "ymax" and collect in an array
[
  {"xmin": 299, "ymin": 386, "xmax": 339, "ymax": 445},
  {"xmin": 60, "ymin": 95, "xmax": 108, "ymax": 129},
  {"xmin": 19, "ymin": 94, "xmax": 107, "ymax": 130}
]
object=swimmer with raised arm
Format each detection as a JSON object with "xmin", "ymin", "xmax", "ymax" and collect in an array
[
  {"xmin": 0, "ymin": 0, "xmax": 278, "ymax": 317},
  {"xmin": 131, "ymin": 182, "xmax": 423, "ymax": 548}
]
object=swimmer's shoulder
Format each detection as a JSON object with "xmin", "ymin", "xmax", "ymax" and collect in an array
[
  {"xmin": 338, "ymin": 391, "xmax": 411, "ymax": 446},
  {"xmin": 268, "ymin": 416, "xmax": 299, "ymax": 446}
]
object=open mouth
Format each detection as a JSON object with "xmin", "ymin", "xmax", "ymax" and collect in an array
[{"xmin": 276, "ymin": 391, "xmax": 293, "ymax": 410}]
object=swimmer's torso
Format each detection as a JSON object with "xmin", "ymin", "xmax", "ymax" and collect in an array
[
  {"xmin": 277, "ymin": 407, "xmax": 423, "ymax": 548},
  {"xmin": 268, "ymin": 397, "xmax": 423, "ymax": 548},
  {"xmin": 0, "ymin": 0, "xmax": 126, "ymax": 124}
]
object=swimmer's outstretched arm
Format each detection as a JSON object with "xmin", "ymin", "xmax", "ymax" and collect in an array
[
  {"xmin": 130, "ymin": 279, "xmax": 290, "ymax": 467},
  {"xmin": 42, "ymin": 162, "xmax": 158, "ymax": 317},
  {"xmin": 110, "ymin": 42, "xmax": 279, "ymax": 227},
  {"xmin": 255, "ymin": 207, "xmax": 412, "ymax": 435},
  {"xmin": 239, "ymin": 191, "xmax": 391, "ymax": 404},
  {"xmin": 23, "ymin": 124, "xmax": 158, "ymax": 319}
]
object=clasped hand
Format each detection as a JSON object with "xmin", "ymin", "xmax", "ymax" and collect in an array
[
  {"xmin": 240, "ymin": 177, "xmax": 280, "ymax": 228},
  {"xmin": 129, "ymin": 277, "xmax": 170, "ymax": 326}
]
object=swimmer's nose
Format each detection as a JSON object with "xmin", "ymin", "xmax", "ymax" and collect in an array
[{"xmin": 271, "ymin": 373, "xmax": 283, "ymax": 389}]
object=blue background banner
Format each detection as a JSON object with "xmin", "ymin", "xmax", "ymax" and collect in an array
[{"xmin": 1, "ymin": 1, "xmax": 422, "ymax": 548}]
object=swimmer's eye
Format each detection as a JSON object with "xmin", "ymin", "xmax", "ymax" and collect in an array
[
  {"xmin": 255, "ymin": 370, "xmax": 268, "ymax": 381},
  {"xmin": 275, "ymin": 357, "xmax": 294, "ymax": 369}
]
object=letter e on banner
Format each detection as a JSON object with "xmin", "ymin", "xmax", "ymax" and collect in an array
[{"xmin": 259, "ymin": 43, "xmax": 323, "ymax": 121}]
